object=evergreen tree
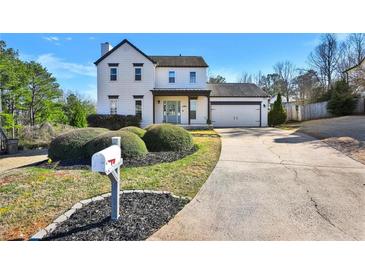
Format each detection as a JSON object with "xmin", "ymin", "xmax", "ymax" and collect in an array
[
  {"xmin": 327, "ymin": 80, "xmax": 357, "ymax": 116},
  {"xmin": 70, "ymin": 102, "xmax": 87, "ymax": 128},
  {"xmin": 268, "ymin": 93, "xmax": 287, "ymax": 126},
  {"xmin": 25, "ymin": 61, "xmax": 62, "ymax": 125}
]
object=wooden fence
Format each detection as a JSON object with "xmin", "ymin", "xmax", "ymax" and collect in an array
[
  {"xmin": 284, "ymin": 101, "xmax": 332, "ymax": 121},
  {"xmin": 284, "ymin": 97, "xmax": 365, "ymax": 121}
]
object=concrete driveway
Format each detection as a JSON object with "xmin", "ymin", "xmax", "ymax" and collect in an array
[
  {"xmin": 150, "ymin": 128, "xmax": 365, "ymax": 240},
  {"xmin": 0, "ymin": 149, "xmax": 48, "ymax": 174}
]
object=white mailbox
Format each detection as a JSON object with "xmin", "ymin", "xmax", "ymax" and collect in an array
[
  {"xmin": 91, "ymin": 145, "xmax": 122, "ymax": 175},
  {"xmin": 91, "ymin": 137, "xmax": 123, "ymax": 221}
]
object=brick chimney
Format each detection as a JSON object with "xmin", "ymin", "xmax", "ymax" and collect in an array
[{"xmin": 101, "ymin": 42, "xmax": 113, "ymax": 56}]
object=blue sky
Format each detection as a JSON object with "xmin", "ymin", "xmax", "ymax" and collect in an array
[{"xmin": 0, "ymin": 33, "xmax": 350, "ymax": 100}]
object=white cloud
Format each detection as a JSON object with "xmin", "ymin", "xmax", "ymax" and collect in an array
[
  {"xmin": 35, "ymin": 53, "xmax": 96, "ymax": 79},
  {"xmin": 89, "ymin": 36, "xmax": 95, "ymax": 40},
  {"xmin": 65, "ymin": 37, "xmax": 72, "ymax": 41},
  {"xmin": 43, "ymin": 36, "xmax": 59, "ymax": 42}
]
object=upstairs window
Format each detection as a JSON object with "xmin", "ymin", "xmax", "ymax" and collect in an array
[
  {"xmin": 110, "ymin": 67, "xmax": 117, "ymax": 81},
  {"xmin": 190, "ymin": 72, "xmax": 196, "ymax": 83},
  {"xmin": 169, "ymin": 71, "xmax": 175, "ymax": 83},
  {"xmin": 135, "ymin": 68, "xmax": 142, "ymax": 81}
]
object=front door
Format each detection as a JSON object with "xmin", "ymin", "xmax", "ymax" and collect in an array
[{"xmin": 163, "ymin": 101, "xmax": 181, "ymax": 124}]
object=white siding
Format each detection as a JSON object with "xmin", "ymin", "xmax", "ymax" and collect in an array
[
  {"xmin": 155, "ymin": 67, "xmax": 207, "ymax": 89},
  {"xmin": 96, "ymin": 43, "xmax": 155, "ymax": 127},
  {"xmin": 210, "ymin": 97, "xmax": 269, "ymax": 127}
]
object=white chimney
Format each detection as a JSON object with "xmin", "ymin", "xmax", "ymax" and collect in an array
[{"xmin": 101, "ymin": 42, "xmax": 113, "ymax": 56}]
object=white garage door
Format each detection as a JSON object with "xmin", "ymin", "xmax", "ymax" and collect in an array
[{"xmin": 211, "ymin": 102, "xmax": 261, "ymax": 127}]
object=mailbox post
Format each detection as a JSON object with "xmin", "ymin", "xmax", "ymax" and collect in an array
[{"xmin": 91, "ymin": 137, "xmax": 123, "ymax": 221}]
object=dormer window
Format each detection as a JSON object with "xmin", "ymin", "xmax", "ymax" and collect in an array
[
  {"xmin": 110, "ymin": 67, "xmax": 117, "ymax": 81},
  {"xmin": 169, "ymin": 71, "xmax": 175, "ymax": 83},
  {"xmin": 190, "ymin": 71, "xmax": 196, "ymax": 83}
]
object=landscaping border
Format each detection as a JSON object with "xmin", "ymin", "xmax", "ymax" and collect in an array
[{"xmin": 29, "ymin": 190, "xmax": 190, "ymax": 241}]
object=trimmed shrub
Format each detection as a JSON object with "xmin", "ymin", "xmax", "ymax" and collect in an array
[
  {"xmin": 121, "ymin": 126, "xmax": 146, "ymax": 138},
  {"xmin": 48, "ymin": 128, "xmax": 108, "ymax": 161},
  {"xmin": 327, "ymin": 80, "xmax": 357, "ymax": 116},
  {"xmin": 268, "ymin": 93, "xmax": 287, "ymax": 126},
  {"xmin": 87, "ymin": 114, "xmax": 141, "ymax": 130},
  {"xmin": 85, "ymin": 130, "xmax": 148, "ymax": 158},
  {"xmin": 143, "ymin": 124, "xmax": 193, "ymax": 152}
]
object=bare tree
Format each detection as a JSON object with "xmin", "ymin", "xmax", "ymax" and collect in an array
[
  {"xmin": 338, "ymin": 33, "xmax": 365, "ymax": 73},
  {"xmin": 237, "ymin": 72, "xmax": 253, "ymax": 83},
  {"xmin": 349, "ymin": 33, "xmax": 365, "ymax": 64},
  {"xmin": 273, "ymin": 60, "xmax": 296, "ymax": 102},
  {"xmin": 309, "ymin": 34, "xmax": 340, "ymax": 90}
]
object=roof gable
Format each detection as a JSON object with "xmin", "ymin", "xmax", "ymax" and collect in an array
[
  {"xmin": 343, "ymin": 57, "xmax": 365, "ymax": 73},
  {"xmin": 149, "ymin": 56, "xmax": 208, "ymax": 67},
  {"xmin": 94, "ymin": 39, "xmax": 157, "ymax": 65},
  {"xmin": 94, "ymin": 39, "xmax": 209, "ymax": 68}
]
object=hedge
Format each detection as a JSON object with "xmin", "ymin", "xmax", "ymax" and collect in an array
[
  {"xmin": 87, "ymin": 114, "xmax": 141, "ymax": 130},
  {"xmin": 120, "ymin": 126, "xmax": 146, "ymax": 138},
  {"xmin": 48, "ymin": 128, "xmax": 108, "ymax": 161},
  {"xmin": 86, "ymin": 130, "xmax": 148, "ymax": 159},
  {"xmin": 143, "ymin": 124, "xmax": 193, "ymax": 152}
]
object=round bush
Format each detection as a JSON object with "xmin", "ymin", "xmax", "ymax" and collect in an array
[
  {"xmin": 120, "ymin": 126, "xmax": 146, "ymax": 138},
  {"xmin": 143, "ymin": 124, "xmax": 193, "ymax": 152},
  {"xmin": 86, "ymin": 130, "xmax": 148, "ymax": 159},
  {"xmin": 48, "ymin": 128, "xmax": 108, "ymax": 161}
]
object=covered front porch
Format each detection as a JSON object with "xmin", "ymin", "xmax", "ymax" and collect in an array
[{"xmin": 151, "ymin": 89, "xmax": 211, "ymax": 127}]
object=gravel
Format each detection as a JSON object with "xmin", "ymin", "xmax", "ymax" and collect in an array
[{"xmin": 43, "ymin": 192, "xmax": 188, "ymax": 241}]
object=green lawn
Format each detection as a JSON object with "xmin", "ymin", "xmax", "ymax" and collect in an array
[{"xmin": 0, "ymin": 134, "xmax": 221, "ymax": 240}]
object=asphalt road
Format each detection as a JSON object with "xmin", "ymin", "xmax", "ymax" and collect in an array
[
  {"xmin": 149, "ymin": 128, "xmax": 365, "ymax": 240},
  {"xmin": 297, "ymin": 115, "xmax": 365, "ymax": 142}
]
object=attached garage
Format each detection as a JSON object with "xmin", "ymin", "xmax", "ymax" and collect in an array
[
  {"xmin": 208, "ymin": 83, "xmax": 269, "ymax": 128},
  {"xmin": 211, "ymin": 101, "xmax": 261, "ymax": 127}
]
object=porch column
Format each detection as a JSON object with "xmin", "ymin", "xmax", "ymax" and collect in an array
[
  {"xmin": 152, "ymin": 94, "xmax": 155, "ymax": 124},
  {"xmin": 207, "ymin": 95, "xmax": 211, "ymax": 124},
  {"xmin": 188, "ymin": 96, "xmax": 191, "ymax": 125}
]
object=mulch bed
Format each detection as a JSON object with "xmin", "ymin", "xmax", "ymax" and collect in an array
[
  {"xmin": 43, "ymin": 192, "xmax": 188, "ymax": 241},
  {"xmin": 38, "ymin": 146, "xmax": 197, "ymax": 170}
]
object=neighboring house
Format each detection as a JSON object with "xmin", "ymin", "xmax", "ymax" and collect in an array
[
  {"xmin": 94, "ymin": 39, "xmax": 269, "ymax": 128},
  {"xmin": 343, "ymin": 58, "xmax": 365, "ymax": 113},
  {"xmin": 343, "ymin": 57, "xmax": 365, "ymax": 95}
]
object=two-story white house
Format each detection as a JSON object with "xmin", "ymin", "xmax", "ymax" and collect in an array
[{"xmin": 94, "ymin": 39, "xmax": 269, "ymax": 128}]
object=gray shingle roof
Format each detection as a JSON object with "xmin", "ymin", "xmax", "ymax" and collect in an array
[
  {"xmin": 208, "ymin": 83, "xmax": 269, "ymax": 97},
  {"xmin": 149, "ymin": 56, "xmax": 208, "ymax": 67}
]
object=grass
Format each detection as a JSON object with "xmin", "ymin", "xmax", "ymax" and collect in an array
[{"xmin": 0, "ymin": 133, "xmax": 221, "ymax": 240}]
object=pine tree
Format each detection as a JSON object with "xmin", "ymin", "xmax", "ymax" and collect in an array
[
  {"xmin": 268, "ymin": 93, "xmax": 287, "ymax": 126},
  {"xmin": 327, "ymin": 80, "xmax": 357, "ymax": 116},
  {"xmin": 70, "ymin": 102, "xmax": 87, "ymax": 128}
]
